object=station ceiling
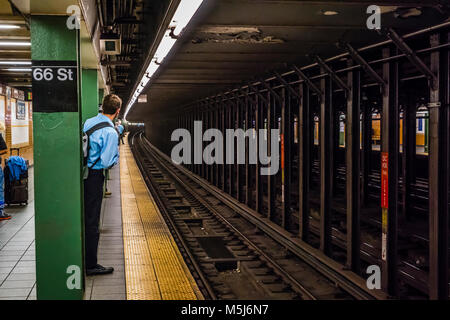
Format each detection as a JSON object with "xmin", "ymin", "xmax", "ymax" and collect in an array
[
  {"xmin": 0, "ymin": 0, "xmax": 30, "ymax": 89},
  {"xmin": 0, "ymin": 0, "xmax": 104, "ymax": 90},
  {"xmin": 79, "ymin": 0, "xmax": 170, "ymax": 99},
  {"xmin": 0, "ymin": 0, "xmax": 169, "ymax": 96},
  {"xmin": 126, "ymin": 0, "xmax": 449, "ymax": 121}
]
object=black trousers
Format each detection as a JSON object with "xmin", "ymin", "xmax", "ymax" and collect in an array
[{"xmin": 84, "ymin": 169, "xmax": 104, "ymax": 269}]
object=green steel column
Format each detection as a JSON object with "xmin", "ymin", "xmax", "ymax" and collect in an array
[
  {"xmin": 99, "ymin": 88, "xmax": 104, "ymax": 105},
  {"xmin": 81, "ymin": 69, "xmax": 98, "ymax": 123},
  {"xmin": 32, "ymin": 16, "xmax": 84, "ymax": 300}
]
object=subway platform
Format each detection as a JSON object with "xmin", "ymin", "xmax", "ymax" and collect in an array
[
  {"xmin": 119, "ymin": 141, "xmax": 202, "ymax": 300},
  {"xmin": 0, "ymin": 141, "xmax": 202, "ymax": 300}
]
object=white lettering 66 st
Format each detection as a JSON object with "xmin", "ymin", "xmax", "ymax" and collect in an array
[{"xmin": 33, "ymin": 68, "xmax": 74, "ymax": 81}]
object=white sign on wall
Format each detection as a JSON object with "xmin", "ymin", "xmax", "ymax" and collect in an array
[{"xmin": 11, "ymin": 99, "xmax": 29, "ymax": 147}]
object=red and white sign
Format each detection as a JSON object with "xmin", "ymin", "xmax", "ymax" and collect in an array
[
  {"xmin": 280, "ymin": 133, "xmax": 284, "ymax": 170},
  {"xmin": 381, "ymin": 152, "xmax": 388, "ymax": 209}
]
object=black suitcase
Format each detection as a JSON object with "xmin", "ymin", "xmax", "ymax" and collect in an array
[{"xmin": 4, "ymin": 159, "xmax": 29, "ymax": 206}]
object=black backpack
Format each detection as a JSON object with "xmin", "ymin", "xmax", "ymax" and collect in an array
[{"xmin": 82, "ymin": 122, "xmax": 114, "ymax": 168}]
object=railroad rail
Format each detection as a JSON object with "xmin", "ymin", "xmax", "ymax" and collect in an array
[{"xmin": 129, "ymin": 131, "xmax": 386, "ymax": 300}]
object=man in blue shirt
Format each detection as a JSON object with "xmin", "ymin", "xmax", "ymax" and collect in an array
[{"xmin": 83, "ymin": 94, "xmax": 121, "ymax": 275}]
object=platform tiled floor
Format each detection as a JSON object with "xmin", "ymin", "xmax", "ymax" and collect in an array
[
  {"xmin": 84, "ymin": 165, "xmax": 127, "ymax": 300},
  {"xmin": 0, "ymin": 167, "xmax": 36, "ymax": 300},
  {"xmin": 0, "ymin": 140, "xmax": 201, "ymax": 300}
]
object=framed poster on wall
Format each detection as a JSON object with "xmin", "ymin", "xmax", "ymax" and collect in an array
[
  {"xmin": 11, "ymin": 99, "xmax": 29, "ymax": 147},
  {"xmin": 16, "ymin": 101, "xmax": 26, "ymax": 120}
]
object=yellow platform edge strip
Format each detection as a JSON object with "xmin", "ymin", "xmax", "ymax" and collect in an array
[{"xmin": 120, "ymin": 140, "xmax": 203, "ymax": 300}]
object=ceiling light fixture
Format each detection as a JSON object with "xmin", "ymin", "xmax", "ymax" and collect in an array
[
  {"xmin": 0, "ymin": 24, "xmax": 21, "ymax": 29},
  {"xmin": 154, "ymin": 30, "xmax": 177, "ymax": 64},
  {"xmin": 171, "ymin": 0, "xmax": 204, "ymax": 37},
  {"xmin": 4, "ymin": 68, "xmax": 32, "ymax": 72},
  {"xmin": 0, "ymin": 61, "xmax": 31, "ymax": 65},
  {"xmin": 0, "ymin": 41, "xmax": 31, "ymax": 46},
  {"xmin": 124, "ymin": 0, "xmax": 205, "ymax": 120}
]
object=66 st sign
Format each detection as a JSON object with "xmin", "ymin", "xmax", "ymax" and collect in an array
[
  {"xmin": 33, "ymin": 67, "xmax": 75, "ymax": 82},
  {"xmin": 32, "ymin": 60, "xmax": 78, "ymax": 113}
]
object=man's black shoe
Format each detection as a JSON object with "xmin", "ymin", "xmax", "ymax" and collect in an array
[{"xmin": 86, "ymin": 264, "xmax": 114, "ymax": 276}]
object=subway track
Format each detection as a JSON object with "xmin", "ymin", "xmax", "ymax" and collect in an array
[
  {"xmin": 307, "ymin": 159, "xmax": 448, "ymax": 298},
  {"xmin": 243, "ymin": 159, "xmax": 437, "ymax": 298},
  {"xmin": 129, "ymin": 131, "xmax": 384, "ymax": 300},
  {"xmin": 240, "ymin": 185, "xmax": 431, "ymax": 298}
]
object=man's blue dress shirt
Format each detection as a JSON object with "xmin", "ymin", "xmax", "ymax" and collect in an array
[{"xmin": 83, "ymin": 114, "xmax": 119, "ymax": 170}]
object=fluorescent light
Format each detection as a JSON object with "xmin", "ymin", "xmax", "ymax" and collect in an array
[
  {"xmin": 0, "ymin": 61, "xmax": 31, "ymax": 65},
  {"xmin": 0, "ymin": 41, "xmax": 31, "ymax": 46},
  {"xmin": 140, "ymin": 77, "xmax": 150, "ymax": 88},
  {"xmin": 171, "ymin": 0, "xmax": 204, "ymax": 36},
  {"xmin": 4, "ymin": 68, "xmax": 31, "ymax": 72},
  {"xmin": 145, "ymin": 59, "xmax": 159, "ymax": 77},
  {"xmin": 154, "ymin": 30, "xmax": 177, "ymax": 64},
  {"xmin": 124, "ymin": 0, "xmax": 205, "ymax": 120},
  {"xmin": 0, "ymin": 25, "xmax": 21, "ymax": 29}
]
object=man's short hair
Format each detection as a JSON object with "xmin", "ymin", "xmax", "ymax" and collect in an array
[{"xmin": 102, "ymin": 94, "xmax": 122, "ymax": 115}]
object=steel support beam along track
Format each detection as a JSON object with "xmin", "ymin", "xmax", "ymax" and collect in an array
[
  {"xmin": 298, "ymin": 84, "xmax": 310, "ymax": 242},
  {"xmin": 132, "ymin": 133, "xmax": 320, "ymax": 300},
  {"xmin": 380, "ymin": 46, "xmax": 400, "ymax": 297},
  {"xmin": 319, "ymin": 67, "xmax": 333, "ymax": 256},
  {"xmin": 428, "ymin": 31, "xmax": 449, "ymax": 300},
  {"xmin": 345, "ymin": 61, "xmax": 361, "ymax": 273},
  {"xmin": 132, "ymin": 133, "xmax": 386, "ymax": 300}
]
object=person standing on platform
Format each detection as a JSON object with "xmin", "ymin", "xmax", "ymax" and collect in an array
[
  {"xmin": 104, "ymin": 169, "xmax": 112, "ymax": 198},
  {"xmin": 0, "ymin": 124, "xmax": 9, "ymax": 221},
  {"xmin": 117, "ymin": 120, "xmax": 125, "ymax": 145},
  {"xmin": 83, "ymin": 94, "xmax": 121, "ymax": 275}
]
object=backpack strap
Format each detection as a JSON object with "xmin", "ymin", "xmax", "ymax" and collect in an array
[
  {"xmin": 85, "ymin": 121, "xmax": 113, "ymax": 136},
  {"xmin": 89, "ymin": 154, "xmax": 102, "ymax": 169},
  {"xmin": 85, "ymin": 121, "xmax": 114, "ymax": 169}
]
